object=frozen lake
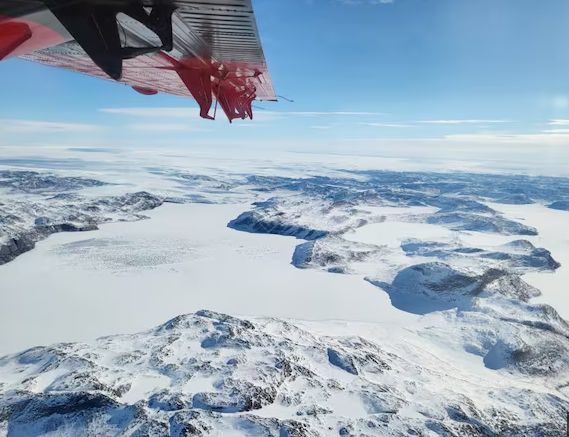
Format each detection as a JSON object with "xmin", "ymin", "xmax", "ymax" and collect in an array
[
  {"xmin": 1, "ymin": 200, "xmax": 567, "ymax": 357},
  {"xmin": 0, "ymin": 203, "xmax": 418, "ymax": 356}
]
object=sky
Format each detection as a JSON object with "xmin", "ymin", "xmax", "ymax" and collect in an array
[{"xmin": 1, "ymin": 0, "xmax": 569, "ymax": 164}]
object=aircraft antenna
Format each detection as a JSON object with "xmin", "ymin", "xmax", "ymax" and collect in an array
[{"xmin": 277, "ymin": 95, "xmax": 294, "ymax": 103}]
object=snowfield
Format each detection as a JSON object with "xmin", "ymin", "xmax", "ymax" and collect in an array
[
  {"xmin": 0, "ymin": 203, "xmax": 416, "ymax": 356},
  {"xmin": 1, "ymin": 148, "xmax": 568, "ymax": 436},
  {"xmin": 481, "ymin": 203, "xmax": 569, "ymax": 320},
  {"xmin": 1, "ymin": 309, "xmax": 567, "ymax": 436}
]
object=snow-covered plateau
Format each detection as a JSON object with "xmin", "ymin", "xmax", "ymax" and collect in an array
[{"xmin": 1, "ymin": 150, "xmax": 568, "ymax": 436}]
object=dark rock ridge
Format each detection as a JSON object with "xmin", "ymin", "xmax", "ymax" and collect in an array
[
  {"xmin": 0, "ymin": 191, "xmax": 163, "ymax": 265},
  {"xmin": 425, "ymin": 212, "xmax": 538, "ymax": 235},
  {"xmin": 228, "ymin": 195, "xmax": 383, "ymax": 241},
  {"xmin": 480, "ymin": 247, "xmax": 560, "ymax": 270},
  {"xmin": 1, "ymin": 310, "xmax": 567, "ymax": 436},
  {"xmin": 0, "ymin": 170, "xmax": 107, "ymax": 193},
  {"xmin": 401, "ymin": 239, "xmax": 561, "ymax": 272},
  {"xmin": 0, "ymin": 224, "xmax": 100, "ymax": 265},
  {"xmin": 292, "ymin": 237, "xmax": 384, "ymax": 273},
  {"xmin": 164, "ymin": 195, "xmax": 214, "ymax": 204},
  {"xmin": 548, "ymin": 200, "xmax": 569, "ymax": 211},
  {"xmin": 228, "ymin": 210, "xmax": 327, "ymax": 240},
  {"xmin": 494, "ymin": 193, "xmax": 535, "ymax": 205},
  {"xmin": 387, "ymin": 262, "xmax": 541, "ymax": 303}
]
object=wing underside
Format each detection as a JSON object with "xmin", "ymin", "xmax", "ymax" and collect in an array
[{"xmin": 0, "ymin": 0, "xmax": 276, "ymax": 121}]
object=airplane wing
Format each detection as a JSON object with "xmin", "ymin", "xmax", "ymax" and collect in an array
[{"xmin": 0, "ymin": 0, "xmax": 276, "ymax": 122}]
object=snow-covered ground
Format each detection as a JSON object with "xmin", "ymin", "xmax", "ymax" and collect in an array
[
  {"xmin": 345, "ymin": 203, "xmax": 569, "ymax": 319},
  {"xmin": 483, "ymin": 203, "xmax": 569, "ymax": 319},
  {"xmin": 0, "ymin": 203, "xmax": 418, "ymax": 356},
  {"xmin": 1, "ymin": 146, "xmax": 568, "ymax": 436},
  {"xmin": 2, "ymin": 309, "xmax": 567, "ymax": 436},
  {"xmin": 345, "ymin": 221, "xmax": 454, "ymax": 251}
]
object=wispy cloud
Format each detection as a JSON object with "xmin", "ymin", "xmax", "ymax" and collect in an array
[
  {"xmin": 548, "ymin": 119, "xmax": 569, "ymax": 126},
  {"xmin": 100, "ymin": 108, "xmax": 202, "ymax": 118},
  {"xmin": 417, "ymin": 119, "xmax": 513, "ymax": 124},
  {"xmin": 443, "ymin": 133, "xmax": 569, "ymax": 144},
  {"xmin": 0, "ymin": 119, "xmax": 101, "ymax": 133},
  {"xmin": 542, "ymin": 128, "xmax": 569, "ymax": 133},
  {"xmin": 359, "ymin": 122, "xmax": 414, "ymax": 128},
  {"xmin": 100, "ymin": 107, "xmax": 278, "ymax": 122},
  {"xmin": 126, "ymin": 123, "xmax": 204, "ymax": 132},
  {"xmin": 286, "ymin": 111, "xmax": 388, "ymax": 116},
  {"xmin": 99, "ymin": 108, "xmax": 387, "ymax": 121},
  {"xmin": 311, "ymin": 125, "xmax": 333, "ymax": 130}
]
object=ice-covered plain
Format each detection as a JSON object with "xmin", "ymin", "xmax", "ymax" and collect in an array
[
  {"xmin": 1, "ymin": 146, "xmax": 568, "ymax": 436},
  {"xmin": 0, "ymin": 202, "xmax": 416, "ymax": 356}
]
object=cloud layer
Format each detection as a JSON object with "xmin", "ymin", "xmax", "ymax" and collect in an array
[
  {"xmin": 417, "ymin": 119, "xmax": 513, "ymax": 124},
  {"xmin": 98, "ymin": 108, "xmax": 388, "ymax": 120},
  {"xmin": 359, "ymin": 122, "xmax": 414, "ymax": 128},
  {"xmin": 0, "ymin": 120, "xmax": 101, "ymax": 133}
]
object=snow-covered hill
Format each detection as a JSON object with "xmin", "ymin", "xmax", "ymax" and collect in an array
[
  {"xmin": 549, "ymin": 200, "xmax": 569, "ymax": 211},
  {"xmin": 1, "ymin": 306, "xmax": 568, "ymax": 437},
  {"xmin": 1, "ymin": 164, "xmax": 569, "ymax": 436},
  {"xmin": 400, "ymin": 239, "xmax": 560, "ymax": 272}
]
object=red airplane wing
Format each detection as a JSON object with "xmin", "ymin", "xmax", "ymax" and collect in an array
[{"xmin": 0, "ymin": 0, "xmax": 276, "ymax": 122}]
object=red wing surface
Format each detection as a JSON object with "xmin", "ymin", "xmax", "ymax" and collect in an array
[{"xmin": 0, "ymin": 0, "xmax": 276, "ymax": 122}]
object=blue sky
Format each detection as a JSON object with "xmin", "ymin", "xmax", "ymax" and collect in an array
[{"xmin": 2, "ymin": 0, "xmax": 569, "ymax": 153}]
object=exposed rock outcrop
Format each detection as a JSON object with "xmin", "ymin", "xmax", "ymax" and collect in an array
[{"xmin": 1, "ymin": 310, "xmax": 567, "ymax": 436}]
